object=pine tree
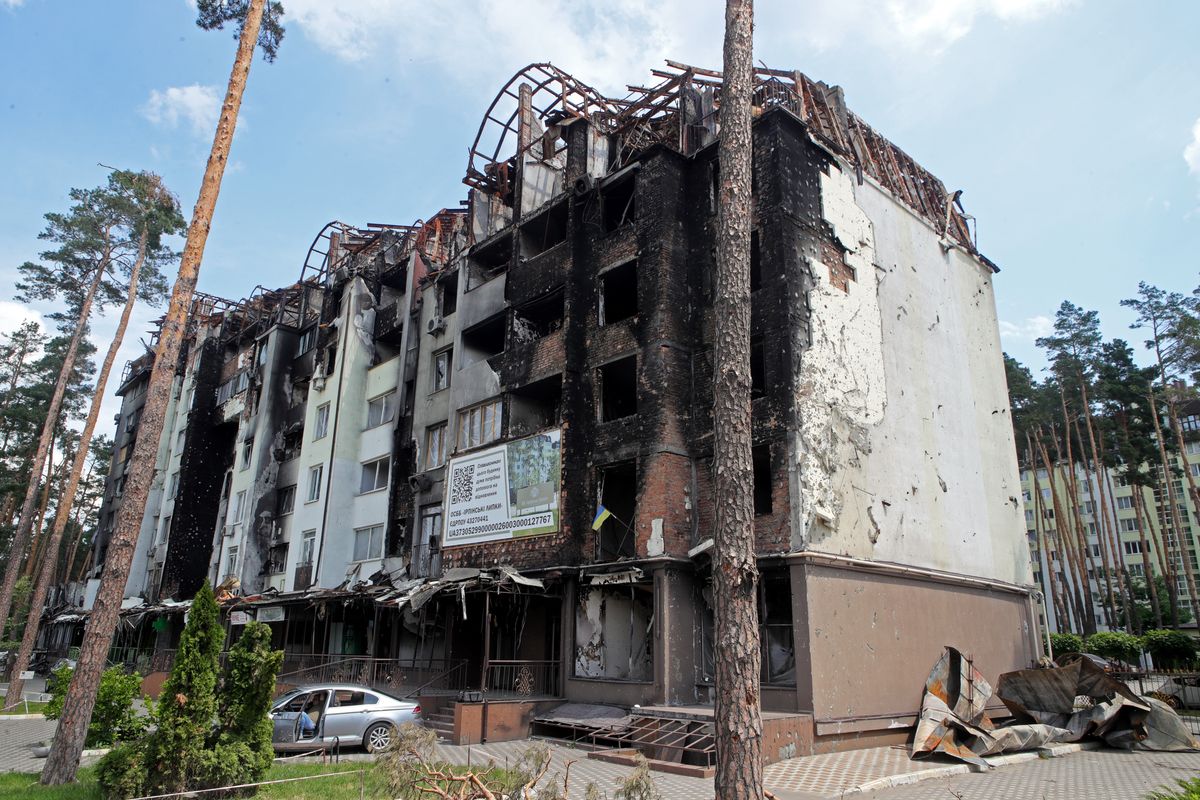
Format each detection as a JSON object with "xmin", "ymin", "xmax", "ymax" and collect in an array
[{"xmin": 42, "ymin": 2, "xmax": 284, "ymax": 783}]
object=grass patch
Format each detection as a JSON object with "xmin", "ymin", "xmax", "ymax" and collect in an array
[
  {"xmin": 0, "ymin": 701, "xmax": 48, "ymax": 715},
  {"xmin": 0, "ymin": 760, "xmax": 515, "ymax": 800}
]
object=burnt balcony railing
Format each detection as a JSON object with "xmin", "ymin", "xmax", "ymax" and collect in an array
[
  {"xmin": 275, "ymin": 655, "xmax": 470, "ymax": 697},
  {"xmin": 483, "ymin": 659, "xmax": 561, "ymax": 699}
]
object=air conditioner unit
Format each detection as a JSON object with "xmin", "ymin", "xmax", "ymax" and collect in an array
[
  {"xmin": 408, "ymin": 474, "xmax": 433, "ymax": 492},
  {"xmin": 426, "ymin": 315, "xmax": 446, "ymax": 335},
  {"xmin": 573, "ymin": 175, "xmax": 595, "ymax": 196}
]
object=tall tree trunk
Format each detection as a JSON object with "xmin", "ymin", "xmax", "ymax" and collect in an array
[
  {"xmin": 42, "ymin": 2, "xmax": 267, "ymax": 783},
  {"xmin": 6, "ymin": 230, "xmax": 149, "ymax": 710},
  {"xmin": 1036, "ymin": 430, "xmax": 1090, "ymax": 632},
  {"xmin": 1060, "ymin": 396, "xmax": 1113, "ymax": 630},
  {"xmin": 1131, "ymin": 485, "xmax": 1163, "ymax": 629},
  {"xmin": 1166, "ymin": 396, "xmax": 1200, "ymax": 628},
  {"xmin": 1080, "ymin": 401, "xmax": 1131, "ymax": 630},
  {"xmin": 1073, "ymin": 418, "xmax": 1124, "ymax": 630},
  {"xmin": 1030, "ymin": 454, "xmax": 1069, "ymax": 630},
  {"xmin": 1149, "ymin": 393, "xmax": 1200, "ymax": 622},
  {"xmin": 22, "ymin": 444, "xmax": 56, "ymax": 581},
  {"xmin": 0, "ymin": 262, "xmax": 106, "ymax": 639},
  {"xmin": 712, "ymin": 1, "xmax": 762, "ymax": 798},
  {"xmin": 61, "ymin": 459, "xmax": 99, "ymax": 588}
]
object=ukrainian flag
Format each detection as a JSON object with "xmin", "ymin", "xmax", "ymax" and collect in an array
[{"xmin": 591, "ymin": 505, "xmax": 612, "ymax": 530}]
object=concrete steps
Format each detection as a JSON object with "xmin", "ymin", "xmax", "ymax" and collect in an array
[{"xmin": 425, "ymin": 709, "xmax": 455, "ymax": 740}]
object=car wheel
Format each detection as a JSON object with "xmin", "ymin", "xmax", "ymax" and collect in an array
[{"xmin": 364, "ymin": 721, "xmax": 395, "ymax": 753}]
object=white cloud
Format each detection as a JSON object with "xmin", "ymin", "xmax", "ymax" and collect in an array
[
  {"xmin": 1, "ymin": 0, "xmax": 25, "ymax": 8},
  {"xmin": 999, "ymin": 315, "xmax": 1054, "ymax": 341},
  {"xmin": 0, "ymin": 300, "xmax": 44, "ymax": 336},
  {"xmin": 280, "ymin": 0, "xmax": 1074, "ymax": 90},
  {"xmin": 141, "ymin": 84, "xmax": 221, "ymax": 136},
  {"xmin": 1185, "ymin": 117, "xmax": 1200, "ymax": 176}
]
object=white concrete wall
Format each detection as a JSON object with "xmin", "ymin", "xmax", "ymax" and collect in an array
[{"xmin": 795, "ymin": 161, "xmax": 1028, "ymax": 586}]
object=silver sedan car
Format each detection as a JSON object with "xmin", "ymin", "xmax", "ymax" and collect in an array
[{"xmin": 271, "ymin": 684, "xmax": 422, "ymax": 753}]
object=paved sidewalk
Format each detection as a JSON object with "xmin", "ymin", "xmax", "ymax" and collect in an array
[{"xmin": 0, "ymin": 717, "xmax": 57, "ymax": 774}]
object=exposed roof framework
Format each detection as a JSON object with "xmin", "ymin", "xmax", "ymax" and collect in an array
[{"xmin": 466, "ymin": 60, "xmax": 981, "ymax": 257}]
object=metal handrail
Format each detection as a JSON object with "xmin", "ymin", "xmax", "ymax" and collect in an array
[{"xmin": 404, "ymin": 659, "xmax": 469, "ymax": 698}]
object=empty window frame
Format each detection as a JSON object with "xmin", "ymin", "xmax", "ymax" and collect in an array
[
  {"xmin": 439, "ymin": 271, "xmax": 459, "ymax": 316},
  {"xmin": 759, "ymin": 571, "xmax": 795, "ymax": 685},
  {"xmin": 359, "ymin": 456, "xmax": 390, "ymax": 494},
  {"xmin": 277, "ymin": 485, "xmax": 296, "ymax": 516},
  {"xmin": 420, "ymin": 505, "xmax": 443, "ymax": 551},
  {"xmin": 596, "ymin": 461, "xmax": 637, "ymax": 561},
  {"xmin": 461, "ymin": 314, "xmax": 506, "ymax": 366},
  {"xmin": 466, "ymin": 236, "xmax": 512, "ymax": 289},
  {"xmin": 750, "ymin": 336, "xmax": 765, "ymax": 398},
  {"xmin": 599, "ymin": 260, "xmax": 637, "ymax": 326},
  {"xmin": 512, "ymin": 290, "xmax": 565, "ymax": 342},
  {"xmin": 457, "ymin": 398, "xmax": 503, "ymax": 451},
  {"xmin": 306, "ymin": 464, "xmax": 324, "ymax": 503},
  {"xmin": 508, "ymin": 374, "xmax": 562, "ymax": 437},
  {"xmin": 432, "ymin": 349, "xmax": 453, "ymax": 392},
  {"xmin": 366, "ymin": 391, "xmax": 396, "ymax": 429},
  {"xmin": 750, "ymin": 230, "xmax": 762, "ymax": 293},
  {"xmin": 753, "ymin": 444, "xmax": 773, "ymax": 515},
  {"xmin": 598, "ymin": 356, "xmax": 638, "ymax": 422},
  {"xmin": 518, "ymin": 199, "xmax": 568, "ymax": 258},
  {"xmin": 353, "ymin": 524, "xmax": 385, "ymax": 562},
  {"xmin": 601, "ymin": 178, "xmax": 637, "ymax": 232},
  {"xmin": 314, "ymin": 403, "xmax": 330, "ymax": 439},
  {"xmin": 424, "ymin": 423, "xmax": 447, "ymax": 470}
]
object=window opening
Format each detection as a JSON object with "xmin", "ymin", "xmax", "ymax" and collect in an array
[
  {"xmin": 759, "ymin": 571, "xmax": 795, "ymax": 685},
  {"xmin": 359, "ymin": 456, "xmax": 390, "ymax": 494},
  {"xmin": 750, "ymin": 336, "xmax": 765, "ymax": 398},
  {"xmin": 424, "ymin": 424, "xmax": 447, "ymax": 470},
  {"xmin": 509, "ymin": 375, "xmax": 562, "ymax": 438},
  {"xmin": 461, "ymin": 314, "xmax": 506, "ymax": 367},
  {"xmin": 753, "ymin": 444, "xmax": 773, "ymax": 515},
  {"xmin": 314, "ymin": 403, "xmax": 330, "ymax": 439},
  {"xmin": 353, "ymin": 524, "xmax": 385, "ymax": 562},
  {"xmin": 596, "ymin": 461, "xmax": 637, "ymax": 560},
  {"xmin": 432, "ymin": 349, "xmax": 453, "ymax": 392},
  {"xmin": 439, "ymin": 271, "xmax": 459, "ymax": 316},
  {"xmin": 306, "ymin": 464, "xmax": 324, "ymax": 503},
  {"xmin": 276, "ymin": 485, "xmax": 296, "ymax": 516},
  {"xmin": 518, "ymin": 199, "xmax": 569, "ymax": 258},
  {"xmin": 466, "ymin": 235, "xmax": 512, "ymax": 289},
  {"xmin": 750, "ymin": 230, "xmax": 762, "ymax": 293},
  {"xmin": 601, "ymin": 178, "xmax": 637, "ymax": 232},
  {"xmin": 599, "ymin": 260, "xmax": 638, "ymax": 326},
  {"xmin": 300, "ymin": 530, "xmax": 317, "ymax": 565},
  {"xmin": 598, "ymin": 356, "xmax": 637, "ymax": 422},
  {"xmin": 366, "ymin": 391, "xmax": 396, "ymax": 429},
  {"xmin": 512, "ymin": 290, "xmax": 564, "ymax": 343},
  {"xmin": 457, "ymin": 398, "xmax": 503, "ymax": 450}
]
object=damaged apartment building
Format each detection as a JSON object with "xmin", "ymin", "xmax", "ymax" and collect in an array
[{"xmin": 72, "ymin": 60, "xmax": 1033, "ymax": 757}]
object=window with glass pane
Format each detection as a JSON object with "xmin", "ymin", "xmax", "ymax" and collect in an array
[
  {"xmin": 231, "ymin": 490, "xmax": 247, "ymax": 523},
  {"xmin": 456, "ymin": 399, "xmax": 503, "ymax": 450},
  {"xmin": 241, "ymin": 437, "xmax": 254, "ymax": 469},
  {"xmin": 169, "ymin": 473, "xmax": 180, "ymax": 499},
  {"xmin": 360, "ymin": 457, "xmax": 390, "ymax": 493},
  {"xmin": 307, "ymin": 464, "xmax": 323, "ymax": 502},
  {"xmin": 297, "ymin": 326, "xmax": 317, "ymax": 354},
  {"xmin": 225, "ymin": 546, "xmax": 239, "ymax": 577},
  {"xmin": 277, "ymin": 485, "xmax": 296, "ymax": 515},
  {"xmin": 366, "ymin": 391, "xmax": 396, "ymax": 428},
  {"xmin": 433, "ymin": 349, "xmax": 452, "ymax": 392},
  {"xmin": 353, "ymin": 525, "xmax": 385, "ymax": 561},
  {"xmin": 300, "ymin": 530, "xmax": 316, "ymax": 565},
  {"xmin": 425, "ymin": 424, "xmax": 447, "ymax": 469},
  {"xmin": 314, "ymin": 403, "xmax": 330, "ymax": 439},
  {"xmin": 420, "ymin": 506, "xmax": 442, "ymax": 547}
]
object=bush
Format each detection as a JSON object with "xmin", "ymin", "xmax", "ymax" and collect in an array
[
  {"xmin": 1147, "ymin": 777, "xmax": 1200, "ymax": 800},
  {"xmin": 1085, "ymin": 631, "xmax": 1143, "ymax": 666},
  {"xmin": 44, "ymin": 664, "xmax": 146, "ymax": 747},
  {"xmin": 96, "ymin": 742, "xmax": 149, "ymax": 800},
  {"xmin": 211, "ymin": 621, "xmax": 283, "ymax": 785},
  {"xmin": 1144, "ymin": 629, "xmax": 1199, "ymax": 669},
  {"xmin": 1050, "ymin": 632, "xmax": 1084, "ymax": 656}
]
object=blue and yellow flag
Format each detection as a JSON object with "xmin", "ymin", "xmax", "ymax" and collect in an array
[{"xmin": 591, "ymin": 505, "xmax": 612, "ymax": 530}]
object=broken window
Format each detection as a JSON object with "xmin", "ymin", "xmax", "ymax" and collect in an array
[
  {"xmin": 512, "ymin": 290, "xmax": 564, "ymax": 343},
  {"xmin": 508, "ymin": 374, "xmax": 562, "ymax": 437},
  {"xmin": 439, "ymin": 271, "xmax": 458, "ymax": 316},
  {"xmin": 457, "ymin": 398, "xmax": 503, "ymax": 450},
  {"xmin": 466, "ymin": 235, "xmax": 512, "ymax": 290},
  {"xmin": 574, "ymin": 582, "xmax": 654, "ymax": 681},
  {"xmin": 753, "ymin": 444, "xmax": 773, "ymax": 515},
  {"xmin": 601, "ymin": 177, "xmax": 637, "ymax": 233},
  {"xmin": 599, "ymin": 260, "xmax": 637, "ymax": 326},
  {"xmin": 461, "ymin": 313, "xmax": 506, "ymax": 367},
  {"xmin": 596, "ymin": 461, "xmax": 637, "ymax": 561},
  {"xmin": 386, "ymin": 518, "xmax": 407, "ymax": 558},
  {"xmin": 518, "ymin": 199, "xmax": 568, "ymax": 258},
  {"xmin": 750, "ymin": 336, "xmax": 765, "ymax": 399},
  {"xmin": 432, "ymin": 349, "xmax": 452, "ymax": 392},
  {"xmin": 359, "ymin": 456, "xmax": 390, "ymax": 494},
  {"xmin": 759, "ymin": 571, "xmax": 795, "ymax": 685},
  {"xmin": 597, "ymin": 356, "xmax": 637, "ymax": 422}
]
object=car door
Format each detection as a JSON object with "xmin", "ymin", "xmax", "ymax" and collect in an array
[
  {"xmin": 271, "ymin": 691, "xmax": 309, "ymax": 750},
  {"xmin": 322, "ymin": 690, "xmax": 367, "ymax": 745}
]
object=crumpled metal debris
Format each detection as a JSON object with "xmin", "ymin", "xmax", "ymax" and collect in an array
[
  {"xmin": 912, "ymin": 647, "xmax": 1071, "ymax": 767},
  {"xmin": 914, "ymin": 646, "xmax": 1199, "ymax": 766}
]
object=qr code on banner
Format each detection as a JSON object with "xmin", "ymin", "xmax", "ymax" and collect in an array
[{"xmin": 450, "ymin": 465, "xmax": 475, "ymax": 504}]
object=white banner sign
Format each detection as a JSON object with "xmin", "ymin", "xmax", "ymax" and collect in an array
[
  {"xmin": 443, "ymin": 428, "xmax": 561, "ymax": 547},
  {"xmin": 229, "ymin": 610, "xmax": 251, "ymax": 626},
  {"xmin": 257, "ymin": 606, "xmax": 285, "ymax": 623}
]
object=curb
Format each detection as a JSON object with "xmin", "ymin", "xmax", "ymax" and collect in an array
[
  {"xmin": 837, "ymin": 742, "xmax": 1102, "ymax": 796},
  {"xmin": 0, "ymin": 713, "xmax": 47, "ymax": 720}
]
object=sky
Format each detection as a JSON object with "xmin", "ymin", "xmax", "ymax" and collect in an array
[{"xmin": 2, "ymin": 0, "xmax": 1199, "ymax": 438}]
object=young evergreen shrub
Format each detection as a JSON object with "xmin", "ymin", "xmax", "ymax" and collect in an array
[
  {"xmin": 211, "ymin": 620, "xmax": 283, "ymax": 785},
  {"xmin": 1084, "ymin": 631, "xmax": 1143, "ymax": 666},
  {"xmin": 1049, "ymin": 632, "xmax": 1084, "ymax": 656},
  {"xmin": 1144, "ymin": 629, "xmax": 1199, "ymax": 668},
  {"xmin": 142, "ymin": 581, "xmax": 224, "ymax": 795},
  {"xmin": 95, "ymin": 742, "xmax": 149, "ymax": 800},
  {"xmin": 1147, "ymin": 777, "xmax": 1200, "ymax": 800}
]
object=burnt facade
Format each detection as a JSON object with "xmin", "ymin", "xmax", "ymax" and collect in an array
[{"xmin": 80, "ymin": 61, "xmax": 1034, "ymax": 754}]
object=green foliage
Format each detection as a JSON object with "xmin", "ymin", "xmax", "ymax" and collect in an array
[
  {"xmin": 196, "ymin": 0, "xmax": 286, "ymax": 62},
  {"xmin": 614, "ymin": 755, "xmax": 663, "ymax": 800},
  {"xmin": 1085, "ymin": 631, "xmax": 1143, "ymax": 665},
  {"xmin": 44, "ymin": 665, "xmax": 146, "ymax": 747},
  {"xmin": 212, "ymin": 621, "xmax": 283, "ymax": 784},
  {"xmin": 3, "ymin": 577, "xmax": 33, "ymax": 641},
  {"xmin": 1050, "ymin": 632, "xmax": 1084, "ymax": 655},
  {"xmin": 1146, "ymin": 776, "xmax": 1200, "ymax": 800},
  {"xmin": 140, "ymin": 582, "xmax": 224, "ymax": 794},
  {"xmin": 95, "ymin": 744, "xmax": 148, "ymax": 800},
  {"xmin": 1144, "ymin": 629, "xmax": 1199, "ymax": 668}
]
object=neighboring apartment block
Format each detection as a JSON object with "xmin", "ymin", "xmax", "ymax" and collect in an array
[{"xmin": 67, "ymin": 61, "xmax": 1033, "ymax": 755}]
